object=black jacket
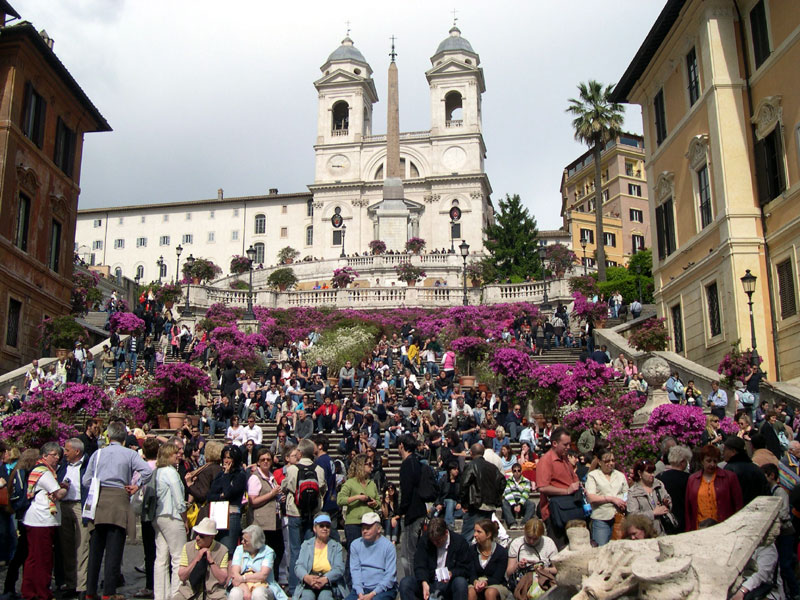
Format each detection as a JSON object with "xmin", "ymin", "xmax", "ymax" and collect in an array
[
  {"xmin": 56, "ymin": 456, "xmax": 90, "ymax": 504},
  {"xmin": 397, "ymin": 454, "xmax": 428, "ymax": 525},
  {"xmin": 413, "ymin": 530, "xmax": 474, "ymax": 584},
  {"xmin": 221, "ymin": 368, "xmax": 240, "ymax": 398},
  {"xmin": 459, "ymin": 456, "xmax": 506, "ymax": 510},
  {"xmin": 760, "ymin": 421, "xmax": 784, "ymax": 460},
  {"xmin": 470, "ymin": 542, "xmax": 509, "ymax": 586},
  {"xmin": 724, "ymin": 452, "xmax": 770, "ymax": 506}
]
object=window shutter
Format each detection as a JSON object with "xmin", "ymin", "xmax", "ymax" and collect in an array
[{"xmin": 777, "ymin": 260, "xmax": 797, "ymax": 318}]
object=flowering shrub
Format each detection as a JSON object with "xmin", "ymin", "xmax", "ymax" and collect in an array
[
  {"xmin": 395, "ymin": 261, "xmax": 426, "ymax": 283},
  {"xmin": 465, "ymin": 263, "xmax": 485, "ymax": 283},
  {"xmin": 109, "ymin": 312, "xmax": 145, "ymax": 335},
  {"xmin": 368, "ymin": 240, "xmax": 387, "ymax": 255},
  {"xmin": 331, "ymin": 266, "xmax": 359, "ymax": 289},
  {"xmin": 544, "ymin": 243, "xmax": 578, "ymax": 277},
  {"xmin": 571, "ymin": 291, "xmax": 608, "ymax": 324},
  {"xmin": 71, "ymin": 270, "xmax": 102, "ymax": 316},
  {"xmin": 489, "ymin": 347, "xmax": 536, "ymax": 380},
  {"xmin": 199, "ymin": 303, "xmax": 243, "ymax": 332},
  {"xmin": 192, "ymin": 325, "xmax": 267, "ymax": 372},
  {"xmin": 155, "ymin": 283, "xmax": 182, "ymax": 305},
  {"xmin": 605, "ymin": 424, "xmax": 659, "ymax": 471},
  {"xmin": 562, "ymin": 405, "xmax": 616, "ymax": 433},
  {"xmin": 182, "ymin": 257, "xmax": 222, "ymax": 282},
  {"xmin": 405, "ymin": 237, "xmax": 426, "ymax": 253},
  {"xmin": 451, "ymin": 336, "xmax": 490, "ymax": 376},
  {"xmin": 105, "ymin": 297, "xmax": 131, "ymax": 312},
  {"xmin": 628, "ymin": 317, "xmax": 670, "ymax": 352},
  {"xmin": 719, "ymin": 416, "xmax": 739, "ymax": 436},
  {"xmin": 144, "ymin": 363, "xmax": 211, "ymax": 418},
  {"xmin": 569, "ymin": 275, "xmax": 599, "ymax": 298},
  {"xmin": 718, "ymin": 345, "xmax": 760, "ymax": 387},
  {"xmin": 230, "ymin": 255, "xmax": 252, "ymax": 275},
  {"xmin": 646, "ymin": 404, "xmax": 707, "ymax": 446},
  {"xmin": 530, "ymin": 360, "xmax": 617, "ymax": 408},
  {"xmin": 110, "ymin": 395, "xmax": 147, "ymax": 426},
  {"xmin": 305, "ymin": 325, "xmax": 379, "ymax": 374},
  {"xmin": 607, "ymin": 390, "xmax": 646, "ymax": 424},
  {"xmin": 39, "ymin": 315, "xmax": 90, "ymax": 350}
]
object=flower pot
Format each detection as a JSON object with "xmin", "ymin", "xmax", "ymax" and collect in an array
[
  {"xmin": 471, "ymin": 279, "xmax": 481, "ymax": 288},
  {"xmin": 56, "ymin": 348, "xmax": 69, "ymax": 360},
  {"xmin": 459, "ymin": 375, "xmax": 476, "ymax": 388},
  {"xmin": 167, "ymin": 412, "xmax": 186, "ymax": 429},
  {"xmin": 192, "ymin": 277, "xmax": 200, "ymax": 284},
  {"xmin": 407, "ymin": 280, "xmax": 416, "ymax": 287},
  {"xmin": 477, "ymin": 383, "xmax": 490, "ymax": 394},
  {"xmin": 278, "ymin": 284, "xmax": 288, "ymax": 292},
  {"xmin": 189, "ymin": 414, "xmax": 200, "ymax": 427},
  {"xmin": 157, "ymin": 415, "xmax": 169, "ymax": 429},
  {"xmin": 164, "ymin": 301, "xmax": 175, "ymax": 310}
]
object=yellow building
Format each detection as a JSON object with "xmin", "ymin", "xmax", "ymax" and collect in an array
[
  {"xmin": 612, "ymin": 0, "xmax": 800, "ymax": 380},
  {"xmin": 560, "ymin": 133, "xmax": 651, "ymax": 269}
]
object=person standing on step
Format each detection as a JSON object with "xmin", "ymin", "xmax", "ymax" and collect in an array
[
  {"xmin": 392, "ymin": 435, "xmax": 427, "ymax": 579},
  {"xmin": 56, "ymin": 438, "xmax": 90, "ymax": 600},
  {"xmin": 459, "ymin": 443, "xmax": 506, "ymax": 544}
]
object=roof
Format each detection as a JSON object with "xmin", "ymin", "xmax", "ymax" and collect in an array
[
  {"xmin": 0, "ymin": 22, "xmax": 110, "ymax": 131},
  {"xmin": 434, "ymin": 26, "xmax": 475, "ymax": 55},
  {"xmin": 0, "ymin": 0, "xmax": 20, "ymax": 19},
  {"xmin": 561, "ymin": 132, "xmax": 645, "ymax": 174},
  {"xmin": 538, "ymin": 229, "xmax": 570, "ymax": 238},
  {"xmin": 611, "ymin": 0, "xmax": 687, "ymax": 102},
  {"xmin": 327, "ymin": 36, "xmax": 368, "ymax": 65},
  {"xmin": 77, "ymin": 190, "xmax": 312, "ymax": 215}
]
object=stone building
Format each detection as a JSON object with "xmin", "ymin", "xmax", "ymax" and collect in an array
[
  {"xmin": 560, "ymin": 133, "xmax": 651, "ymax": 269},
  {"xmin": 612, "ymin": 0, "xmax": 800, "ymax": 380},
  {"xmin": 75, "ymin": 27, "xmax": 494, "ymax": 283},
  {"xmin": 0, "ymin": 6, "xmax": 111, "ymax": 373}
]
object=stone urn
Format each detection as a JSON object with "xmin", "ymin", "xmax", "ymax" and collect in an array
[{"xmin": 631, "ymin": 355, "xmax": 672, "ymax": 428}]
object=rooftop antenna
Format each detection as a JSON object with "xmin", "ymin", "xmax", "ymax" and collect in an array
[
  {"xmin": 389, "ymin": 35, "xmax": 397, "ymax": 63},
  {"xmin": 345, "ymin": 20, "xmax": 351, "ymax": 37},
  {"xmin": 451, "ymin": 8, "xmax": 458, "ymax": 27}
]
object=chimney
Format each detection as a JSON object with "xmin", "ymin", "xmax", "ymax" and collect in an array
[
  {"xmin": 39, "ymin": 29, "xmax": 54, "ymax": 49},
  {"xmin": 269, "ymin": 188, "xmax": 278, "ymax": 195},
  {"xmin": 217, "ymin": 188, "xmax": 223, "ymax": 200}
]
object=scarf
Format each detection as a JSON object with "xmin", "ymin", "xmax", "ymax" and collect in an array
[{"xmin": 27, "ymin": 459, "xmax": 58, "ymax": 514}]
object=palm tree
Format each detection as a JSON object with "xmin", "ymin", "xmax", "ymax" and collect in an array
[{"xmin": 566, "ymin": 80, "xmax": 624, "ymax": 282}]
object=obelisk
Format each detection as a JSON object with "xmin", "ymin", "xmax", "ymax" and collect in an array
[{"xmin": 377, "ymin": 36, "xmax": 410, "ymax": 249}]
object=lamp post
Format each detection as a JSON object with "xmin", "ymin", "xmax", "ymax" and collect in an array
[
  {"xmin": 740, "ymin": 269, "xmax": 760, "ymax": 366},
  {"xmin": 174, "ymin": 244, "xmax": 183, "ymax": 284},
  {"xmin": 156, "ymin": 255, "xmax": 164, "ymax": 284},
  {"xmin": 244, "ymin": 245, "xmax": 256, "ymax": 320},
  {"xmin": 635, "ymin": 264, "xmax": 643, "ymax": 302},
  {"xmin": 459, "ymin": 240, "xmax": 470, "ymax": 306},
  {"xmin": 580, "ymin": 237, "xmax": 588, "ymax": 276},
  {"xmin": 450, "ymin": 220, "xmax": 455, "ymax": 253},
  {"xmin": 340, "ymin": 223, "xmax": 347, "ymax": 258},
  {"xmin": 538, "ymin": 245, "xmax": 552, "ymax": 312},
  {"xmin": 181, "ymin": 254, "xmax": 195, "ymax": 317}
]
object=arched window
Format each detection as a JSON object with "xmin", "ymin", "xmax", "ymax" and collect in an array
[
  {"xmin": 307, "ymin": 199, "xmax": 314, "ymax": 217},
  {"xmin": 332, "ymin": 101, "xmax": 349, "ymax": 133},
  {"xmin": 254, "ymin": 214, "xmax": 266, "ymax": 234},
  {"xmin": 409, "ymin": 161, "xmax": 419, "ymax": 178},
  {"xmin": 253, "ymin": 243, "xmax": 265, "ymax": 264},
  {"xmin": 445, "ymin": 91, "xmax": 463, "ymax": 125},
  {"xmin": 306, "ymin": 226, "xmax": 313, "ymax": 246},
  {"xmin": 374, "ymin": 164, "xmax": 384, "ymax": 180},
  {"xmin": 136, "ymin": 265, "xmax": 144, "ymax": 280},
  {"xmin": 363, "ymin": 106, "xmax": 371, "ymax": 135},
  {"xmin": 114, "ymin": 267, "xmax": 122, "ymax": 283}
]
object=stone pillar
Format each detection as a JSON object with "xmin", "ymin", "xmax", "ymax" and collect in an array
[
  {"xmin": 386, "ymin": 61, "xmax": 401, "ymax": 179},
  {"xmin": 631, "ymin": 355, "xmax": 671, "ymax": 428}
]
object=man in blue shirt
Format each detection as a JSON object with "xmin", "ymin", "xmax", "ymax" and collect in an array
[{"xmin": 346, "ymin": 512, "xmax": 397, "ymax": 600}]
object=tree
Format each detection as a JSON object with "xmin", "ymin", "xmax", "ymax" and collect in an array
[
  {"xmin": 483, "ymin": 194, "xmax": 540, "ymax": 281},
  {"xmin": 566, "ymin": 80, "xmax": 625, "ymax": 282}
]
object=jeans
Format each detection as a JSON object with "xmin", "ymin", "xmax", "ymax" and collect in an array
[
  {"xmin": 399, "ymin": 575, "xmax": 468, "ymax": 600},
  {"xmin": 129, "ymin": 351, "xmax": 138, "ymax": 372},
  {"xmin": 507, "ymin": 421, "xmax": 520, "ymax": 441},
  {"xmin": 442, "ymin": 499, "xmax": 463, "ymax": 527},
  {"xmin": 215, "ymin": 511, "xmax": 242, "ymax": 556},
  {"xmin": 145, "ymin": 355, "xmax": 155, "ymax": 374},
  {"xmin": 384, "ymin": 430, "xmax": 398, "ymax": 450},
  {"xmin": 461, "ymin": 508, "xmax": 493, "ymax": 545},
  {"xmin": 398, "ymin": 517, "xmax": 424, "ymax": 580},
  {"xmin": 345, "ymin": 587, "xmax": 398, "ymax": 600},
  {"xmin": 384, "ymin": 518, "xmax": 400, "ymax": 542},
  {"xmin": 591, "ymin": 517, "xmax": 614, "ymax": 546},
  {"xmin": 776, "ymin": 533, "xmax": 800, "ymax": 595},
  {"xmin": 502, "ymin": 499, "xmax": 535, "ymax": 527},
  {"xmin": 426, "ymin": 362, "xmax": 439, "ymax": 376},
  {"xmin": 288, "ymin": 516, "xmax": 315, "ymax": 594},
  {"xmin": 87, "ymin": 523, "xmax": 127, "ymax": 596},
  {"xmin": 339, "ymin": 377, "xmax": 354, "ymax": 389}
]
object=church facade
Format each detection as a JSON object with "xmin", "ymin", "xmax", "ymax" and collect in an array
[{"xmin": 75, "ymin": 27, "xmax": 494, "ymax": 283}]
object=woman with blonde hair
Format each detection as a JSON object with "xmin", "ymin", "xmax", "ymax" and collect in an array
[
  {"xmin": 153, "ymin": 443, "xmax": 188, "ymax": 600},
  {"xmin": 493, "ymin": 426, "xmax": 510, "ymax": 454},
  {"xmin": 505, "ymin": 518, "xmax": 558, "ymax": 595},
  {"xmin": 336, "ymin": 454, "xmax": 379, "ymax": 549}
]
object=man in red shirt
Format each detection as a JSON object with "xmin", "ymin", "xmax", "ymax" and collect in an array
[{"xmin": 536, "ymin": 427, "xmax": 579, "ymax": 548}]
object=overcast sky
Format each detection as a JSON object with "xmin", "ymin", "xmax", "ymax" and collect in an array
[{"xmin": 15, "ymin": 0, "xmax": 664, "ymax": 230}]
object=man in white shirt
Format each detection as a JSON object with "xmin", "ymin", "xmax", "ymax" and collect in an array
[
  {"xmin": 243, "ymin": 416, "xmax": 263, "ymax": 446},
  {"xmin": 264, "ymin": 384, "xmax": 280, "ymax": 420},
  {"xmin": 57, "ymin": 438, "xmax": 90, "ymax": 596},
  {"xmin": 26, "ymin": 359, "xmax": 45, "ymax": 393}
]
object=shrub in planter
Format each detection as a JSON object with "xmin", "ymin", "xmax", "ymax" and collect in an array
[
  {"xmin": 267, "ymin": 267, "xmax": 298, "ymax": 290},
  {"xmin": 544, "ymin": 243, "xmax": 578, "ymax": 278},
  {"xmin": 229, "ymin": 279, "xmax": 250, "ymax": 290},
  {"xmin": 718, "ymin": 344, "xmax": 761, "ymax": 387},
  {"xmin": 331, "ymin": 266, "xmax": 359, "ymax": 289},
  {"xmin": 109, "ymin": 312, "xmax": 146, "ymax": 335},
  {"xmin": 143, "ymin": 362, "xmax": 211, "ymax": 421},
  {"xmin": 182, "ymin": 257, "xmax": 222, "ymax": 283},
  {"xmin": 394, "ymin": 261, "xmax": 426, "ymax": 284},
  {"xmin": 465, "ymin": 263, "xmax": 485, "ymax": 285},
  {"xmin": 628, "ymin": 317, "xmax": 670, "ymax": 352},
  {"xmin": 230, "ymin": 255, "xmax": 252, "ymax": 275},
  {"xmin": 368, "ymin": 240, "xmax": 386, "ymax": 255},
  {"xmin": 40, "ymin": 315, "xmax": 90, "ymax": 351},
  {"xmin": 405, "ymin": 237, "xmax": 426, "ymax": 254},
  {"xmin": 451, "ymin": 336, "xmax": 489, "ymax": 376},
  {"xmin": 571, "ymin": 291, "xmax": 608, "ymax": 325},
  {"xmin": 155, "ymin": 283, "xmax": 182, "ymax": 305},
  {"xmin": 277, "ymin": 246, "xmax": 300, "ymax": 264},
  {"xmin": 569, "ymin": 275, "xmax": 599, "ymax": 298},
  {"xmin": 71, "ymin": 270, "xmax": 102, "ymax": 316},
  {"xmin": 109, "ymin": 395, "xmax": 147, "ymax": 427}
]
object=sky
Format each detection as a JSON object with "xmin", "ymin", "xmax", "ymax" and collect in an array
[{"xmin": 14, "ymin": 0, "xmax": 665, "ymax": 230}]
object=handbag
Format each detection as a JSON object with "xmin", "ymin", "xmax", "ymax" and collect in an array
[
  {"xmin": 186, "ymin": 501, "xmax": 201, "ymax": 528},
  {"xmin": 654, "ymin": 487, "xmax": 680, "ymax": 535},
  {"xmin": 548, "ymin": 490, "xmax": 585, "ymax": 530},
  {"xmin": 141, "ymin": 469, "xmax": 158, "ymax": 523},
  {"xmin": 82, "ymin": 449, "xmax": 102, "ymax": 521}
]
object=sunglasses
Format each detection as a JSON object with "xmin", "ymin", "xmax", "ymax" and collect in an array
[{"xmin": 315, "ymin": 523, "xmax": 331, "ymax": 528}]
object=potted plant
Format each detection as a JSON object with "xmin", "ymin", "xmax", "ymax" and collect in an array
[
  {"xmin": 155, "ymin": 283, "xmax": 182, "ymax": 309},
  {"xmin": 368, "ymin": 240, "xmax": 387, "ymax": 255},
  {"xmin": 182, "ymin": 257, "xmax": 222, "ymax": 283},
  {"xmin": 628, "ymin": 317, "xmax": 670, "ymax": 352},
  {"xmin": 230, "ymin": 255, "xmax": 252, "ymax": 275},
  {"xmin": 465, "ymin": 263, "xmax": 484, "ymax": 287},
  {"xmin": 405, "ymin": 237, "xmax": 426, "ymax": 254},
  {"xmin": 229, "ymin": 279, "xmax": 250, "ymax": 290},
  {"xmin": 277, "ymin": 246, "xmax": 300, "ymax": 265},
  {"xmin": 40, "ymin": 316, "xmax": 90, "ymax": 358},
  {"xmin": 544, "ymin": 243, "xmax": 579, "ymax": 278},
  {"xmin": 451, "ymin": 336, "xmax": 489, "ymax": 386},
  {"xmin": 145, "ymin": 363, "xmax": 211, "ymax": 429},
  {"xmin": 71, "ymin": 270, "xmax": 102, "ymax": 316},
  {"xmin": 331, "ymin": 266, "xmax": 359, "ymax": 289},
  {"xmin": 108, "ymin": 312, "xmax": 146, "ymax": 336},
  {"xmin": 267, "ymin": 267, "xmax": 298, "ymax": 291},
  {"xmin": 394, "ymin": 261, "xmax": 426, "ymax": 286}
]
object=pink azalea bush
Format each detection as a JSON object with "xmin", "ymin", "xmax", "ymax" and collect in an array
[
  {"xmin": 718, "ymin": 346, "xmax": 761, "ymax": 387},
  {"xmin": 489, "ymin": 347, "xmax": 536, "ymax": 380},
  {"xmin": 605, "ymin": 424, "xmax": 659, "ymax": 471},
  {"xmin": 571, "ymin": 291, "xmax": 608, "ymax": 324},
  {"xmin": 331, "ymin": 266, "xmax": 359, "ymax": 289},
  {"xmin": 646, "ymin": 404, "xmax": 707, "ymax": 446},
  {"xmin": 109, "ymin": 311, "xmax": 145, "ymax": 335},
  {"xmin": 144, "ymin": 363, "xmax": 211, "ymax": 419},
  {"xmin": 192, "ymin": 325, "xmax": 268, "ymax": 372},
  {"xmin": 562, "ymin": 405, "xmax": 616, "ymax": 433},
  {"xmin": 110, "ymin": 395, "xmax": 148, "ymax": 426},
  {"xmin": 628, "ymin": 317, "xmax": 670, "ymax": 352}
]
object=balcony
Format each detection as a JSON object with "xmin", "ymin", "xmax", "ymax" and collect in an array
[
  {"xmin": 331, "ymin": 129, "xmax": 348, "ymax": 137},
  {"xmin": 445, "ymin": 119, "xmax": 463, "ymax": 128}
]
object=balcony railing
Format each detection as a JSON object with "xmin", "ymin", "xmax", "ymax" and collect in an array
[
  {"xmin": 445, "ymin": 119, "xmax": 463, "ymax": 128},
  {"xmin": 331, "ymin": 129, "xmax": 348, "ymax": 137}
]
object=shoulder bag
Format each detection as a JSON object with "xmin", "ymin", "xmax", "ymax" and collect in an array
[{"xmin": 82, "ymin": 449, "xmax": 102, "ymax": 521}]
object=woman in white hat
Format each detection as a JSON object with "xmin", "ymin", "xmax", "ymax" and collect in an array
[
  {"xmin": 293, "ymin": 514, "xmax": 348, "ymax": 600},
  {"xmin": 173, "ymin": 518, "xmax": 229, "ymax": 600},
  {"xmin": 229, "ymin": 524, "xmax": 287, "ymax": 600}
]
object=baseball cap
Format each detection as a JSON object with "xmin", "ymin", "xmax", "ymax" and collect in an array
[
  {"xmin": 361, "ymin": 512, "xmax": 380, "ymax": 526},
  {"xmin": 313, "ymin": 513, "xmax": 332, "ymax": 525}
]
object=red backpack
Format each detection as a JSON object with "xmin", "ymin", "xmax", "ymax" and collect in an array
[{"xmin": 294, "ymin": 463, "xmax": 320, "ymax": 517}]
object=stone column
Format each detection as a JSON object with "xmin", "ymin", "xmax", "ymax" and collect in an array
[{"xmin": 631, "ymin": 355, "xmax": 671, "ymax": 428}]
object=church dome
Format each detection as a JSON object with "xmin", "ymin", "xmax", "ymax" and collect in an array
[
  {"xmin": 435, "ymin": 26, "xmax": 475, "ymax": 55},
  {"xmin": 327, "ymin": 36, "xmax": 368, "ymax": 64}
]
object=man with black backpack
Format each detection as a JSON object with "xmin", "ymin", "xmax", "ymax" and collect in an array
[
  {"xmin": 459, "ymin": 443, "xmax": 506, "ymax": 544},
  {"xmin": 280, "ymin": 439, "xmax": 327, "ymax": 596},
  {"xmin": 392, "ymin": 435, "xmax": 428, "ymax": 579}
]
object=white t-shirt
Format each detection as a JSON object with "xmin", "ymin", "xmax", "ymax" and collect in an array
[
  {"xmin": 23, "ymin": 469, "xmax": 62, "ymax": 527},
  {"xmin": 507, "ymin": 535, "xmax": 558, "ymax": 567}
]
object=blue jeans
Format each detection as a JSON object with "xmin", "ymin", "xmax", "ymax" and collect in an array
[
  {"xmin": 288, "ymin": 515, "xmax": 315, "ymax": 594},
  {"xmin": 384, "ymin": 430, "xmax": 398, "ymax": 449},
  {"xmin": 384, "ymin": 518, "xmax": 400, "ymax": 542},
  {"xmin": 215, "ymin": 511, "xmax": 241, "ymax": 556},
  {"xmin": 502, "ymin": 499, "xmax": 535, "ymax": 527},
  {"xmin": 776, "ymin": 533, "xmax": 800, "ymax": 595},
  {"xmin": 345, "ymin": 587, "xmax": 397, "ymax": 600},
  {"xmin": 129, "ymin": 351, "xmax": 138, "ymax": 372},
  {"xmin": 426, "ymin": 362, "xmax": 439, "ymax": 376},
  {"xmin": 442, "ymin": 499, "xmax": 462, "ymax": 527},
  {"xmin": 399, "ymin": 575, "xmax": 467, "ymax": 600},
  {"xmin": 591, "ymin": 518, "xmax": 614, "ymax": 546}
]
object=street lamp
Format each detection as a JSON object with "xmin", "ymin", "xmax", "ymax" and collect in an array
[
  {"xmin": 244, "ymin": 245, "xmax": 256, "ymax": 320},
  {"xmin": 175, "ymin": 244, "xmax": 183, "ymax": 284},
  {"xmin": 181, "ymin": 254, "xmax": 195, "ymax": 317},
  {"xmin": 538, "ymin": 245, "xmax": 552, "ymax": 312},
  {"xmin": 450, "ymin": 220, "xmax": 455, "ymax": 253},
  {"xmin": 459, "ymin": 240, "xmax": 470, "ymax": 306},
  {"xmin": 740, "ymin": 269, "xmax": 760, "ymax": 366},
  {"xmin": 580, "ymin": 237, "xmax": 588, "ymax": 276},
  {"xmin": 156, "ymin": 255, "xmax": 164, "ymax": 284},
  {"xmin": 340, "ymin": 223, "xmax": 347, "ymax": 258},
  {"xmin": 635, "ymin": 264, "xmax": 643, "ymax": 302}
]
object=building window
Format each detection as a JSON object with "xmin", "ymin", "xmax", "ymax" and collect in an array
[
  {"xmin": 231, "ymin": 230, "xmax": 239, "ymax": 241},
  {"xmin": 332, "ymin": 230, "xmax": 343, "ymax": 245},
  {"xmin": 254, "ymin": 243, "xmax": 265, "ymax": 264},
  {"xmin": 632, "ymin": 234, "xmax": 645, "ymax": 253},
  {"xmin": 208, "ymin": 231, "xmax": 215, "ymax": 242},
  {"xmin": 49, "ymin": 220, "xmax": 62, "ymax": 273},
  {"xmin": 580, "ymin": 229, "xmax": 594, "ymax": 245},
  {"xmin": 601, "ymin": 190, "xmax": 609, "ymax": 203},
  {"xmin": 280, "ymin": 227, "xmax": 288, "ymax": 238},
  {"xmin": 332, "ymin": 100, "xmax": 349, "ymax": 133},
  {"xmin": 93, "ymin": 219, "xmax": 102, "ymax": 228},
  {"xmin": 209, "ymin": 210, "xmax": 215, "ymax": 219},
  {"xmin": 163, "ymin": 214, "xmax": 169, "ymax": 222},
  {"xmin": 21, "ymin": 82, "xmax": 46, "ymax": 148},
  {"xmin": 141, "ymin": 216, "xmax": 146, "ymax": 223},
  {"xmin": 93, "ymin": 240, "xmax": 103, "ymax": 250},
  {"xmin": 136, "ymin": 265, "xmax": 144, "ymax": 280},
  {"xmin": 307, "ymin": 199, "xmax": 314, "ymax": 217},
  {"xmin": 451, "ymin": 222, "xmax": 461, "ymax": 239},
  {"xmin": 754, "ymin": 127, "xmax": 786, "ymax": 205},
  {"xmin": 281, "ymin": 205, "xmax": 288, "ymax": 214},
  {"xmin": 587, "ymin": 199, "xmax": 596, "ymax": 213},
  {"xmin": 306, "ymin": 226, "xmax": 313, "ymax": 246},
  {"xmin": 6, "ymin": 298, "xmax": 21, "ymax": 348},
  {"xmin": 697, "ymin": 164, "xmax": 713, "ymax": 229},
  {"xmin": 581, "ymin": 257, "xmax": 596, "ymax": 268},
  {"xmin": 686, "ymin": 47, "xmax": 700, "ymax": 106},
  {"xmin": 15, "ymin": 193, "xmax": 31, "ymax": 252},
  {"xmin": 136, "ymin": 237, "xmax": 147, "ymax": 248},
  {"xmin": 629, "ymin": 208, "xmax": 644, "ymax": 223},
  {"xmin": 53, "ymin": 117, "xmax": 76, "ymax": 177},
  {"xmin": 159, "ymin": 235, "xmax": 170, "ymax": 246},
  {"xmin": 114, "ymin": 239, "xmax": 124, "ymax": 249},
  {"xmin": 118, "ymin": 217, "xmax": 124, "ymax": 225},
  {"xmin": 671, "ymin": 304, "xmax": 684, "ymax": 353},
  {"xmin": 254, "ymin": 214, "xmax": 266, "ymax": 234},
  {"xmin": 186, "ymin": 212, "xmax": 191, "ymax": 221},
  {"xmin": 114, "ymin": 267, "xmax": 122, "ymax": 283},
  {"xmin": 603, "ymin": 232, "xmax": 616, "ymax": 247},
  {"xmin": 706, "ymin": 282, "xmax": 722, "ymax": 337},
  {"xmin": 655, "ymin": 198, "xmax": 677, "ymax": 260},
  {"xmin": 233, "ymin": 209, "xmax": 239, "ymax": 217},
  {"xmin": 654, "ymin": 88, "xmax": 667, "ymax": 145},
  {"xmin": 182, "ymin": 234, "xmax": 193, "ymax": 244},
  {"xmin": 777, "ymin": 259, "xmax": 797, "ymax": 319},
  {"xmin": 159, "ymin": 262, "xmax": 167, "ymax": 278},
  {"xmin": 628, "ymin": 183, "xmax": 642, "ymax": 197},
  {"xmin": 750, "ymin": 0, "xmax": 771, "ymax": 69}
]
